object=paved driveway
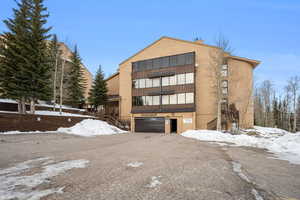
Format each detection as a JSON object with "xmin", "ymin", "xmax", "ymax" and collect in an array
[{"xmin": 0, "ymin": 133, "xmax": 299, "ymax": 200}]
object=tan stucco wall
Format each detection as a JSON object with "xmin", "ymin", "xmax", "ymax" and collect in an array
[
  {"xmin": 106, "ymin": 73, "xmax": 119, "ymax": 96},
  {"xmin": 119, "ymin": 37, "xmax": 256, "ymax": 129},
  {"xmin": 228, "ymin": 59, "xmax": 254, "ymax": 128}
]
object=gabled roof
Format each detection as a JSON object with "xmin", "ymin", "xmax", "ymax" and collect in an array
[
  {"xmin": 119, "ymin": 36, "xmax": 220, "ymax": 65},
  {"xmin": 228, "ymin": 55, "xmax": 260, "ymax": 68},
  {"xmin": 119, "ymin": 36, "xmax": 260, "ymax": 68},
  {"xmin": 105, "ymin": 71, "xmax": 119, "ymax": 81}
]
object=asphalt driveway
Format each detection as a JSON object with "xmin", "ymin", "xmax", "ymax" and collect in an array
[{"xmin": 0, "ymin": 132, "xmax": 299, "ymax": 200}]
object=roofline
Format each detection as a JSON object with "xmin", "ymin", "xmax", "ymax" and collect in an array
[
  {"xmin": 105, "ymin": 71, "xmax": 119, "ymax": 81},
  {"xmin": 228, "ymin": 55, "xmax": 261, "ymax": 68},
  {"xmin": 119, "ymin": 36, "xmax": 220, "ymax": 65}
]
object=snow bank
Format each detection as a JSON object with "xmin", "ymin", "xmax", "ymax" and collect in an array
[
  {"xmin": 57, "ymin": 119, "xmax": 127, "ymax": 137},
  {"xmin": 0, "ymin": 157, "xmax": 89, "ymax": 200},
  {"xmin": 182, "ymin": 128, "xmax": 300, "ymax": 165},
  {"xmin": 246, "ymin": 126, "xmax": 289, "ymax": 137}
]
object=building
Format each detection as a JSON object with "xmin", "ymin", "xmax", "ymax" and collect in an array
[
  {"xmin": 58, "ymin": 42, "xmax": 93, "ymax": 103},
  {"xmin": 106, "ymin": 36, "xmax": 260, "ymax": 133}
]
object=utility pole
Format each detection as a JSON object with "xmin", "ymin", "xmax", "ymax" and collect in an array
[
  {"xmin": 59, "ymin": 58, "xmax": 66, "ymax": 115},
  {"xmin": 53, "ymin": 52, "xmax": 58, "ymax": 111}
]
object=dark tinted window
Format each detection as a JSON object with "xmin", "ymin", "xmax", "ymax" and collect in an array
[
  {"xmin": 153, "ymin": 58, "xmax": 161, "ymax": 69},
  {"xmin": 146, "ymin": 59, "xmax": 153, "ymax": 70},
  {"xmin": 177, "ymin": 54, "xmax": 186, "ymax": 66},
  {"xmin": 186, "ymin": 53, "xmax": 194, "ymax": 64},
  {"xmin": 161, "ymin": 57, "xmax": 169, "ymax": 67},
  {"xmin": 133, "ymin": 96, "xmax": 144, "ymax": 106},
  {"xmin": 139, "ymin": 61, "xmax": 147, "ymax": 71},
  {"xmin": 132, "ymin": 62, "xmax": 138, "ymax": 72},
  {"xmin": 170, "ymin": 55, "xmax": 178, "ymax": 66}
]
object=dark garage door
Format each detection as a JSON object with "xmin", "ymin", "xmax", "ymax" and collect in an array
[{"xmin": 135, "ymin": 117, "xmax": 165, "ymax": 133}]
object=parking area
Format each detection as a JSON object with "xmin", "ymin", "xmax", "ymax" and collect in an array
[{"xmin": 0, "ymin": 132, "xmax": 299, "ymax": 200}]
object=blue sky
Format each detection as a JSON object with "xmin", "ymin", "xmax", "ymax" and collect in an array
[{"xmin": 1, "ymin": 0, "xmax": 299, "ymax": 93}]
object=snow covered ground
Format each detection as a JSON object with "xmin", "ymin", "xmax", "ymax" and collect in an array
[
  {"xmin": 0, "ymin": 157, "xmax": 89, "ymax": 200},
  {"xmin": 57, "ymin": 119, "xmax": 127, "ymax": 137},
  {"xmin": 182, "ymin": 126, "xmax": 300, "ymax": 165},
  {"xmin": 0, "ymin": 119, "xmax": 127, "ymax": 137},
  {"xmin": 0, "ymin": 98, "xmax": 86, "ymax": 112},
  {"xmin": 0, "ymin": 110, "xmax": 93, "ymax": 118}
]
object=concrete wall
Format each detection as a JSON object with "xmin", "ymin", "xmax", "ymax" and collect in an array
[{"xmin": 0, "ymin": 113, "xmax": 94, "ymax": 132}]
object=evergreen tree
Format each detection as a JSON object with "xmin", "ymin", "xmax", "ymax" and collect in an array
[
  {"xmin": 88, "ymin": 65, "xmax": 108, "ymax": 111},
  {"xmin": 0, "ymin": 0, "xmax": 32, "ymax": 113},
  {"xmin": 67, "ymin": 45, "xmax": 86, "ymax": 108},
  {"xmin": 27, "ymin": 0, "xmax": 52, "ymax": 113}
]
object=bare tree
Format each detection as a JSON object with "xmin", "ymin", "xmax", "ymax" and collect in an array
[
  {"xmin": 209, "ymin": 33, "xmax": 233, "ymax": 130},
  {"xmin": 286, "ymin": 76, "xmax": 300, "ymax": 132}
]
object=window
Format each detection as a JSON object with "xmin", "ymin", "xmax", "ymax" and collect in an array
[
  {"xmin": 146, "ymin": 60, "xmax": 153, "ymax": 70},
  {"xmin": 221, "ymin": 64, "xmax": 228, "ymax": 77},
  {"xmin": 178, "ymin": 93, "xmax": 186, "ymax": 104},
  {"xmin": 139, "ymin": 61, "xmax": 147, "ymax": 71},
  {"xmin": 222, "ymin": 80, "xmax": 228, "ymax": 87},
  {"xmin": 177, "ymin": 54, "xmax": 186, "ymax": 65},
  {"xmin": 170, "ymin": 55, "xmax": 177, "ymax": 66},
  {"xmin": 132, "ymin": 62, "xmax": 138, "ymax": 72},
  {"xmin": 152, "ymin": 78, "xmax": 160, "ymax": 87},
  {"xmin": 162, "ymin": 76, "xmax": 169, "ymax": 86},
  {"xmin": 186, "ymin": 53, "xmax": 194, "ymax": 64},
  {"xmin": 145, "ymin": 79, "xmax": 152, "ymax": 88},
  {"xmin": 133, "ymin": 80, "xmax": 139, "ymax": 88},
  {"xmin": 222, "ymin": 88, "xmax": 228, "ymax": 95},
  {"xmin": 162, "ymin": 95, "xmax": 169, "ymax": 105},
  {"xmin": 169, "ymin": 94, "xmax": 177, "ymax": 104},
  {"xmin": 222, "ymin": 64, "xmax": 228, "ymax": 70},
  {"xmin": 153, "ymin": 58, "xmax": 161, "ymax": 69},
  {"xmin": 186, "ymin": 93, "xmax": 194, "ymax": 104},
  {"xmin": 161, "ymin": 57, "xmax": 169, "ymax": 67},
  {"xmin": 145, "ymin": 96, "xmax": 152, "ymax": 105},
  {"xmin": 177, "ymin": 74, "xmax": 185, "ymax": 85},
  {"xmin": 133, "ymin": 96, "xmax": 144, "ymax": 106},
  {"xmin": 139, "ymin": 79, "xmax": 146, "ymax": 88},
  {"xmin": 153, "ymin": 96, "xmax": 160, "ymax": 105},
  {"xmin": 142, "ymin": 96, "xmax": 146, "ymax": 105},
  {"xmin": 169, "ymin": 75, "xmax": 176, "ymax": 85},
  {"xmin": 221, "ymin": 70, "xmax": 228, "ymax": 77},
  {"xmin": 185, "ymin": 73, "xmax": 194, "ymax": 84}
]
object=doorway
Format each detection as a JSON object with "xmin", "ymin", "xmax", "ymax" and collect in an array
[{"xmin": 171, "ymin": 119, "xmax": 177, "ymax": 133}]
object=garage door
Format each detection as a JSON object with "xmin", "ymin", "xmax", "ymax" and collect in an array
[{"xmin": 135, "ymin": 117, "xmax": 165, "ymax": 133}]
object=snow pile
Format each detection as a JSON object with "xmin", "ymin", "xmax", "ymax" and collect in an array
[
  {"xmin": 0, "ymin": 157, "xmax": 89, "ymax": 200},
  {"xmin": 146, "ymin": 176, "xmax": 162, "ymax": 188},
  {"xmin": 127, "ymin": 162, "xmax": 143, "ymax": 168},
  {"xmin": 182, "ymin": 128, "xmax": 300, "ymax": 165},
  {"xmin": 245, "ymin": 126, "xmax": 289, "ymax": 137},
  {"xmin": 57, "ymin": 119, "xmax": 127, "ymax": 137}
]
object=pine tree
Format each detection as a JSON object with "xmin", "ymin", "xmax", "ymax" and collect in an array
[
  {"xmin": 0, "ymin": 0, "xmax": 32, "ymax": 114},
  {"xmin": 67, "ymin": 45, "xmax": 86, "ymax": 108},
  {"xmin": 27, "ymin": 0, "xmax": 52, "ymax": 113},
  {"xmin": 88, "ymin": 65, "xmax": 108, "ymax": 111}
]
